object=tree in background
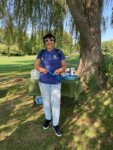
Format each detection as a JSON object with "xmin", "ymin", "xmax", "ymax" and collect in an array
[
  {"xmin": 101, "ymin": 40, "xmax": 113, "ymax": 55},
  {"xmin": 0, "ymin": 27, "xmax": 74, "ymax": 56}
]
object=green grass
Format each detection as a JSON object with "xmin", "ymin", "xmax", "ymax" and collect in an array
[
  {"xmin": 66, "ymin": 54, "xmax": 79, "ymax": 68},
  {"xmin": 0, "ymin": 55, "xmax": 36, "ymax": 80},
  {"xmin": 0, "ymin": 55, "xmax": 113, "ymax": 150}
]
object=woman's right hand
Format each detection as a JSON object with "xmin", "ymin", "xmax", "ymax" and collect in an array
[
  {"xmin": 41, "ymin": 68, "xmax": 48, "ymax": 74},
  {"xmin": 34, "ymin": 59, "xmax": 48, "ymax": 74}
]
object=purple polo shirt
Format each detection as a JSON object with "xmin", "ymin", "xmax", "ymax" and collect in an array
[{"xmin": 37, "ymin": 48, "xmax": 65, "ymax": 84}]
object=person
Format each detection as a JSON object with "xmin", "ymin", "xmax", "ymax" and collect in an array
[{"xmin": 34, "ymin": 33, "xmax": 66, "ymax": 137}]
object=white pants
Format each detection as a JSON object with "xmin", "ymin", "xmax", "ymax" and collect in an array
[{"xmin": 39, "ymin": 82, "xmax": 61, "ymax": 126}]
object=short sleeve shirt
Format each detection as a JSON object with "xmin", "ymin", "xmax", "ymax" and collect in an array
[{"xmin": 37, "ymin": 48, "xmax": 65, "ymax": 84}]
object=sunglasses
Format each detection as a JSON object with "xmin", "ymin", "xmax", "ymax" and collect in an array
[{"xmin": 44, "ymin": 38, "xmax": 54, "ymax": 43}]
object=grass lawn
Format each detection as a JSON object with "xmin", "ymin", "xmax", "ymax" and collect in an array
[{"xmin": 0, "ymin": 56, "xmax": 113, "ymax": 150}]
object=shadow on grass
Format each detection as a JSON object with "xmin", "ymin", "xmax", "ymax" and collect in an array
[
  {"xmin": 0, "ymin": 88, "xmax": 9, "ymax": 98},
  {"xmin": 0, "ymin": 74, "xmax": 30, "ymax": 83},
  {"xmin": 0, "ymin": 71, "xmax": 113, "ymax": 149},
  {"xmin": 86, "ymin": 91, "xmax": 113, "ymax": 150},
  {"xmin": 0, "ymin": 78, "xmax": 77, "ymax": 149},
  {"xmin": 68, "ymin": 91, "xmax": 113, "ymax": 150},
  {"xmin": 0, "ymin": 64, "xmax": 34, "ymax": 74}
]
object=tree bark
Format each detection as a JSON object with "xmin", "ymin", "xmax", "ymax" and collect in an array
[{"xmin": 66, "ymin": 0, "xmax": 103, "ymax": 87}]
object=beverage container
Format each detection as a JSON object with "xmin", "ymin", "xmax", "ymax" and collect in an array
[
  {"xmin": 70, "ymin": 68, "xmax": 75, "ymax": 75},
  {"xmin": 65, "ymin": 68, "xmax": 70, "ymax": 76}
]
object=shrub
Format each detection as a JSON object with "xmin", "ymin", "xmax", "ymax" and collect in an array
[
  {"xmin": 0, "ymin": 44, "xmax": 24, "ymax": 56},
  {"xmin": 101, "ymin": 54, "xmax": 113, "ymax": 86}
]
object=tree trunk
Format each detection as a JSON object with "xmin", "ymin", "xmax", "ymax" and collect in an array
[
  {"xmin": 66, "ymin": 0, "xmax": 103, "ymax": 88},
  {"xmin": 78, "ymin": 36, "xmax": 102, "ymax": 86}
]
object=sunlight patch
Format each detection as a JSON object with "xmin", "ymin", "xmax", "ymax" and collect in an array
[
  {"xmin": 103, "ymin": 98, "xmax": 111, "ymax": 106},
  {"xmin": 22, "ymin": 109, "xmax": 43, "ymax": 124},
  {"xmin": 0, "ymin": 126, "xmax": 18, "ymax": 141},
  {"xmin": 0, "ymin": 119, "xmax": 19, "ymax": 130}
]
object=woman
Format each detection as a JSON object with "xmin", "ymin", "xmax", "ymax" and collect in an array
[{"xmin": 35, "ymin": 33, "xmax": 66, "ymax": 137}]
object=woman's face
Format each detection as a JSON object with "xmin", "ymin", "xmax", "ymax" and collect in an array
[{"xmin": 44, "ymin": 37, "xmax": 55, "ymax": 50}]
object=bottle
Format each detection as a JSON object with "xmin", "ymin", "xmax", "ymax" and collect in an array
[
  {"xmin": 65, "ymin": 68, "xmax": 70, "ymax": 76},
  {"xmin": 70, "ymin": 68, "xmax": 75, "ymax": 76}
]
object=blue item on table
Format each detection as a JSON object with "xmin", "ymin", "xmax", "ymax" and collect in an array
[
  {"xmin": 47, "ymin": 71, "xmax": 80, "ymax": 81},
  {"xmin": 64, "ymin": 75, "xmax": 80, "ymax": 80}
]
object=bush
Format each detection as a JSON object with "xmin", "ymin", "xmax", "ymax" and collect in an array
[
  {"xmin": 0, "ymin": 44, "xmax": 24, "ymax": 56},
  {"xmin": 101, "ymin": 54, "xmax": 113, "ymax": 86}
]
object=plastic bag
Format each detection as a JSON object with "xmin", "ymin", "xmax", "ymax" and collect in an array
[{"xmin": 31, "ymin": 69, "xmax": 40, "ymax": 79}]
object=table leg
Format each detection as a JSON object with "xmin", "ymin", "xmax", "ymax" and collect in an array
[{"xmin": 32, "ymin": 96, "xmax": 37, "ymax": 107}]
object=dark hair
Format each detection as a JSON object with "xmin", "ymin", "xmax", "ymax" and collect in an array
[{"xmin": 43, "ymin": 33, "xmax": 56, "ymax": 43}]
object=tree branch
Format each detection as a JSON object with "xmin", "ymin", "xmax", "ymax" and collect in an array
[{"xmin": 66, "ymin": 0, "xmax": 92, "ymax": 45}]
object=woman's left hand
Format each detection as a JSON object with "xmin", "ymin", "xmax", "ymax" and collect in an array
[{"xmin": 54, "ymin": 68, "xmax": 61, "ymax": 75}]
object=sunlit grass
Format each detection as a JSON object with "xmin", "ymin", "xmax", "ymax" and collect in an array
[
  {"xmin": 66, "ymin": 54, "xmax": 79, "ymax": 68},
  {"xmin": 0, "ymin": 55, "xmax": 36, "ymax": 64}
]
